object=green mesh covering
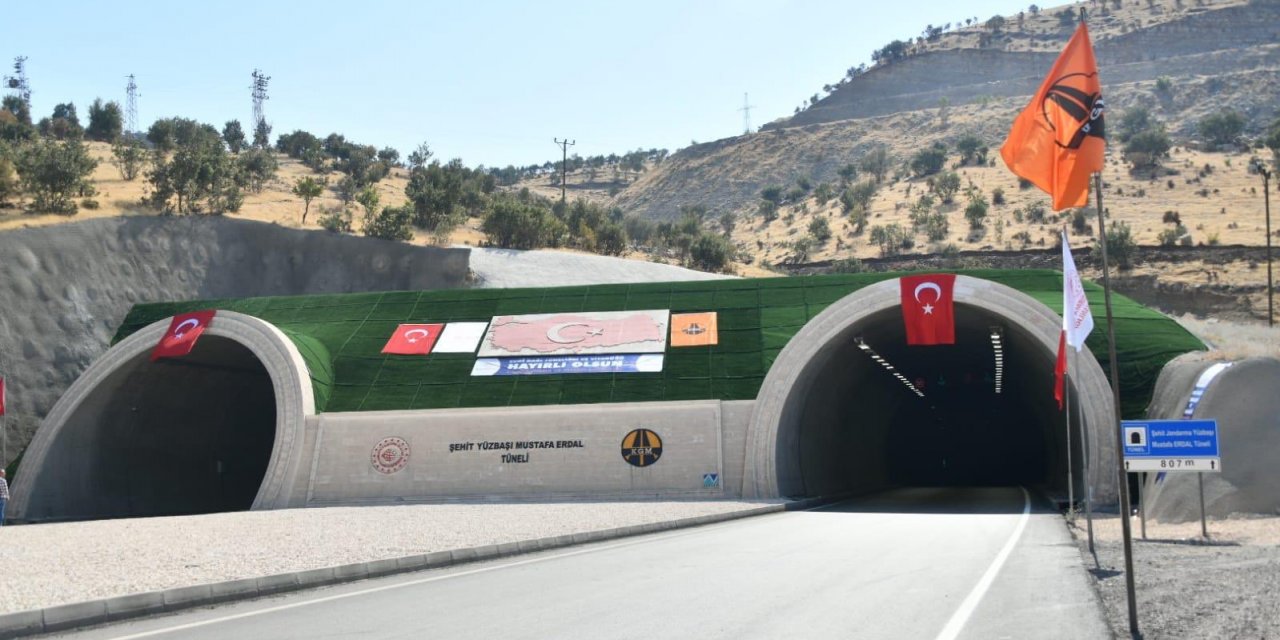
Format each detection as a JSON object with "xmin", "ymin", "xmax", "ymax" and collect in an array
[{"xmin": 111, "ymin": 270, "xmax": 1204, "ymax": 419}]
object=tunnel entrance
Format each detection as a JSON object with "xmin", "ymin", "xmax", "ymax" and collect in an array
[
  {"xmin": 795, "ymin": 304, "xmax": 1069, "ymax": 497},
  {"xmin": 28, "ymin": 336, "xmax": 277, "ymax": 520},
  {"xmin": 746, "ymin": 275, "xmax": 1116, "ymax": 503}
]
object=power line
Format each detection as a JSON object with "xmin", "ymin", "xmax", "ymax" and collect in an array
[
  {"xmin": 553, "ymin": 137, "xmax": 575, "ymax": 204},
  {"xmin": 738, "ymin": 92, "xmax": 755, "ymax": 135},
  {"xmin": 250, "ymin": 69, "xmax": 270, "ymax": 130}
]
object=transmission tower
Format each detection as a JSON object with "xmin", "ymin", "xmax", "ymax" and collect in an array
[
  {"xmin": 124, "ymin": 74, "xmax": 139, "ymax": 133},
  {"xmin": 4, "ymin": 56, "xmax": 31, "ymax": 105},
  {"xmin": 250, "ymin": 69, "xmax": 270, "ymax": 130},
  {"xmin": 738, "ymin": 92, "xmax": 755, "ymax": 135}
]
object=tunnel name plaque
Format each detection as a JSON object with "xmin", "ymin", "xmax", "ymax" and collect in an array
[
  {"xmin": 1121, "ymin": 420, "xmax": 1221, "ymax": 472},
  {"xmin": 448, "ymin": 439, "xmax": 585, "ymax": 464}
]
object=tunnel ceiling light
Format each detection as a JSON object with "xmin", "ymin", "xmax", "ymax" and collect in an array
[
  {"xmin": 990, "ymin": 326, "xmax": 1005, "ymax": 395},
  {"xmin": 855, "ymin": 338, "xmax": 924, "ymax": 398}
]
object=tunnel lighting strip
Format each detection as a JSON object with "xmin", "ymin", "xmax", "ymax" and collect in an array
[
  {"xmin": 990, "ymin": 328, "xmax": 1004, "ymax": 395},
  {"xmin": 856, "ymin": 339, "xmax": 925, "ymax": 397}
]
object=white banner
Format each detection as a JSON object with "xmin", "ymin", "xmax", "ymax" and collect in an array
[
  {"xmin": 434, "ymin": 322, "xmax": 489, "ymax": 354},
  {"xmin": 1062, "ymin": 232, "xmax": 1094, "ymax": 351}
]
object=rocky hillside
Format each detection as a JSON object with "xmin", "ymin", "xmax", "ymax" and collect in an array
[{"xmin": 613, "ymin": 0, "xmax": 1279, "ymax": 223}]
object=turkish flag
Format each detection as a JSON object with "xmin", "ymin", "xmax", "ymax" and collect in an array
[
  {"xmin": 0, "ymin": 376, "xmax": 6, "ymax": 417},
  {"xmin": 151, "ymin": 310, "xmax": 217, "ymax": 361},
  {"xmin": 1000, "ymin": 22, "xmax": 1105, "ymax": 211},
  {"xmin": 381, "ymin": 323, "xmax": 444, "ymax": 355},
  {"xmin": 900, "ymin": 274, "xmax": 956, "ymax": 345},
  {"xmin": 1054, "ymin": 330, "xmax": 1068, "ymax": 411}
]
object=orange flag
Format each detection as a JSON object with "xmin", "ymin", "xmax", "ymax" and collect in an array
[
  {"xmin": 1001, "ymin": 22, "xmax": 1105, "ymax": 211},
  {"xmin": 670, "ymin": 312, "xmax": 718, "ymax": 347}
]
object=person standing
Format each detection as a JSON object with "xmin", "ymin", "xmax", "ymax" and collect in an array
[{"xmin": 0, "ymin": 469, "xmax": 8, "ymax": 526}]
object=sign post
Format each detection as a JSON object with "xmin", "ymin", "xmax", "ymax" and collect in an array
[{"xmin": 1123, "ymin": 419, "xmax": 1221, "ymax": 539}]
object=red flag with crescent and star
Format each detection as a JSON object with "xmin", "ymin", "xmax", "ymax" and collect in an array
[
  {"xmin": 900, "ymin": 274, "xmax": 956, "ymax": 346},
  {"xmin": 381, "ymin": 323, "xmax": 444, "ymax": 355},
  {"xmin": 151, "ymin": 310, "xmax": 217, "ymax": 361}
]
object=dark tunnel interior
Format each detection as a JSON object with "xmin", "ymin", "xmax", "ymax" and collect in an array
[
  {"xmin": 26, "ymin": 336, "xmax": 276, "ymax": 521},
  {"xmin": 787, "ymin": 303, "xmax": 1082, "ymax": 501}
]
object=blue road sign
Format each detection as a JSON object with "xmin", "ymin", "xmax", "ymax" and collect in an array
[{"xmin": 1121, "ymin": 419, "xmax": 1221, "ymax": 472}]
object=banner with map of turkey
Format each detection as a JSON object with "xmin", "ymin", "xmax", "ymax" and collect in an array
[{"xmin": 477, "ymin": 310, "xmax": 670, "ymax": 357}]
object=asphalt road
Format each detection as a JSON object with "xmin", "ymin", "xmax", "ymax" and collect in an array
[{"xmin": 57, "ymin": 487, "xmax": 1108, "ymax": 640}]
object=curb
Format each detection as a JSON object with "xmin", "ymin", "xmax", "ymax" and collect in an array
[{"xmin": 0, "ymin": 500, "xmax": 822, "ymax": 638}]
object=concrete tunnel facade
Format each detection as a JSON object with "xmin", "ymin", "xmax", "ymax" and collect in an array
[{"xmin": 11, "ymin": 275, "xmax": 1125, "ymax": 521}]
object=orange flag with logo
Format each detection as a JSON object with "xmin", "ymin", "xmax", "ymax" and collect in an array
[
  {"xmin": 1000, "ymin": 22, "xmax": 1105, "ymax": 211},
  {"xmin": 670, "ymin": 312, "xmax": 718, "ymax": 347}
]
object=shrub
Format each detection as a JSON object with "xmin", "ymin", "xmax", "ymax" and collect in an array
[
  {"xmin": 929, "ymin": 171, "xmax": 962, "ymax": 203},
  {"xmin": 1118, "ymin": 107, "xmax": 1154, "ymax": 143},
  {"xmin": 1105, "ymin": 221, "xmax": 1136, "ymax": 269},
  {"xmin": 110, "ymin": 138, "xmax": 147, "ymax": 181},
  {"xmin": 236, "ymin": 148, "xmax": 278, "ymax": 193},
  {"xmin": 911, "ymin": 143, "xmax": 947, "ymax": 177},
  {"xmin": 1162, "ymin": 210, "xmax": 1181, "ymax": 225},
  {"xmin": 0, "ymin": 156, "xmax": 17, "ymax": 206},
  {"xmin": 814, "ymin": 182, "xmax": 834, "ymax": 205},
  {"xmin": 842, "ymin": 180, "xmax": 879, "ymax": 212},
  {"xmin": 317, "ymin": 206, "xmax": 353, "ymax": 233},
  {"xmin": 690, "ymin": 233, "xmax": 735, "ymax": 272},
  {"xmin": 80, "ymin": 198, "xmax": 99, "ymax": 209},
  {"xmin": 964, "ymin": 194, "xmax": 989, "ymax": 229},
  {"xmin": 85, "ymin": 98, "xmax": 123, "ymax": 143},
  {"xmin": 1023, "ymin": 201, "xmax": 1047, "ymax": 223},
  {"xmin": 1157, "ymin": 224, "xmax": 1187, "ymax": 246},
  {"xmin": 481, "ymin": 198, "xmax": 565, "ymax": 249},
  {"xmin": 1123, "ymin": 127, "xmax": 1171, "ymax": 169},
  {"xmin": 991, "ymin": 187, "xmax": 1005, "ymax": 205},
  {"xmin": 859, "ymin": 147, "xmax": 891, "ymax": 183},
  {"xmin": 808, "ymin": 215, "xmax": 832, "ymax": 243},
  {"xmin": 15, "ymin": 138, "xmax": 98, "ymax": 213},
  {"xmin": 1071, "ymin": 208, "xmax": 1090, "ymax": 235},
  {"xmin": 955, "ymin": 135, "xmax": 987, "ymax": 165},
  {"xmin": 363, "ymin": 203, "xmax": 415, "ymax": 242},
  {"xmin": 1197, "ymin": 110, "xmax": 1245, "ymax": 149},
  {"xmin": 760, "ymin": 185, "xmax": 784, "ymax": 204},
  {"xmin": 830, "ymin": 257, "xmax": 867, "ymax": 274}
]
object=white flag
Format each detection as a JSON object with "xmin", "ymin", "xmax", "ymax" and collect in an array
[{"xmin": 1062, "ymin": 231, "xmax": 1094, "ymax": 351}]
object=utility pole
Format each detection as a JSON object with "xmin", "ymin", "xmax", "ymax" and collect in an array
[
  {"xmin": 1253, "ymin": 159, "xmax": 1274, "ymax": 327},
  {"xmin": 553, "ymin": 138, "xmax": 574, "ymax": 205},
  {"xmin": 738, "ymin": 93, "xmax": 755, "ymax": 135}
]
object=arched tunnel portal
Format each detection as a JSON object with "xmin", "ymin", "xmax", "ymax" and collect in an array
[
  {"xmin": 9, "ymin": 312, "xmax": 314, "ymax": 522},
  {"xmin": 745, "ymin": 276, "xmax": 1119, "ymax": 503}
]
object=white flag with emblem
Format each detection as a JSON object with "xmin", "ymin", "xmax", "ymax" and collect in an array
[{"xmin": 1062, "ymin": 231, "xmax": 1094, "ymax": 351}]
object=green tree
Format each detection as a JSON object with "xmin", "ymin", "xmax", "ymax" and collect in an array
[
  {"xmin": 14, "ymin": 138, "xmax": 99, "ymax": 212},
  {"xmin": 292, "ymin": 176, "xmax": 326, "ymax": 224},
  {"xmin": 147, "ymin": 125, "xmax": 240, "ymax": 214},
  {"xmin": 408, "ymin": 142, "xmax": 433, "ymax": 169},
  {"xmin": 1197, "ymin": 110, "xmax": 1245, "ymax": 149},
  {"xmin": 841, "ymin": 180, "xmax": 878, "ymax": 213},
  {"xmin": 377, "ymin": 147, "xmax": 400, "ymax": 166},
  {"xmin": 1106, "ymin": 221, "xmax": 1136, "ymax": 269},
  {"xmin": 808, "ymin": 215, "xmax": 832, "ymax": 243},
  {"xmin": 2, "ymin": 95, "xmax": 31, "ymax": 125},
  {"xmin": 1266, "ymin": 118, "xmax": 1280, "ymax": 166},
  {"xmin": 236, "ymin": 148, "xmax": 278, "ymax": 193},
  {"xmin": 955, "ymin": 135, "xmax": 987, "ymax": 165},
  {"xmin": 1117, "ymin": 107, "xmax": 1154, "ymax": 143},
  {"xmin": 0, "ymin": 155, "xmax": 18, "ymax": 206},
  {"xmin": 837, "ymin": 163, "xmax": 858, "ymax": 185},
  {"xmin": 252, "ymin": 119, "xmax": 272, "ymax": 148},
  {"xmin": 859, "ymin": 147, "xmax": 891, "ymax": 183},
  {"xmin": 481, "ymin": 198, "xmax": 565, "ymax": 249},
  {"xmin": 760, "ymin": 185, "xmax": 785, "ymax": 204},
  {"xmin": 964, "ymin": 193, "xmax": 989, "ymax": 229},
  {"xmin": 1123, "ymin": 127, "xmax": 1171, "ymax": 170},
  {"xmin": 363, "ymin": 203, "xmax": 415, "ymax": 242},
  {"xmin": 85, "ymin": 98, "xmax": 123, "ymax": 142},
  {"xmin": 911, "ymin": 143, "xmax": 947, "ymax": 176},
  {"xmin": 690, "ymin": 233, "xmax": 735, "ymax": 272},
  {"xmin": 0, "ymin": 108, "xmax": 35, "ymax": 143},
  {"xmin": 41, "ymin": 103, "xmax": 84, "ymax": 140},
  {"xmin": 929, "ymin": 171, "xmax": 962, "ymax": 203},
  {"xmin": 222, "ymin": 120, "xmax": 247, "ymax": 154},
  {"xmin": 110, "ymin": 138, "xmax": 147, "ymax": 180}
]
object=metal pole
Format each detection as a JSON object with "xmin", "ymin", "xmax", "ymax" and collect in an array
[
  {"xmin": 1198, "ymin": 472, "xmax": 1209, "ymax": 539},
  {"xmin": 1138, "ymin": 473, "xmax": 1147, "ymax": 540},
  {"xmin": 1094, "ymin": 172, "xmax": 1141, "ymax": 637},
  {"xmin": 1264, "ymin": 168, "xmax": 1273, "ymax": 327},
  {"xmin": 553, "ymin": 138, "xmax": 575, "ymax": 206},
  {"xmin": 1065, "ymin": 370, "xmax": 1074, "ymax": 520},
  {"xmin": 1079, "ymin": 348, "xmax": 1096, "ymax": 553}
]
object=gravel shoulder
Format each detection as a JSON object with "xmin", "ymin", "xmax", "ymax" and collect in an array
[
  {"xmin": 1070, "ymin": 514, "xmax": 1280, "ymax": 639},
  {"xmin": 0, "ymin": 500, "xmax": 777, "ymax": 615},
  {"xmin": 466, "ymin": 247, "xmax": 733, "ymax": 288}
]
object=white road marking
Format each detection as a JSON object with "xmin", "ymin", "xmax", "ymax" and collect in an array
[
  {"xmin": 933, "ymin": 486, "xmax": 1032, "ymax": 640},
  {"xmin": 101, "ymin": 516, "xmax": 767, "ymax": 640}
]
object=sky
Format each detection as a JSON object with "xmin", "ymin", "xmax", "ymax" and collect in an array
[{"xmin": 5, "ymin": 0, "xmax": 1032, "ymax": 168}]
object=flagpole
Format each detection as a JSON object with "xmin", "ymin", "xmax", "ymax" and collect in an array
[
  {"xmin": 1065, "ymin": 366, "xmax": 1074, "ymax": 521},
  {"xmin": 1078, "ymin": 345, "xmax": 1096, "ymax": 553},
  {"xmin": 1094, "ymin": 171, "xmax": 1140, "ymax": 636}
]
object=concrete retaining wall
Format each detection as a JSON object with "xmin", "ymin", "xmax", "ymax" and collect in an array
[{"xmin": 0, "ymin": 216, "xmax": 469, "ymax": 468}]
